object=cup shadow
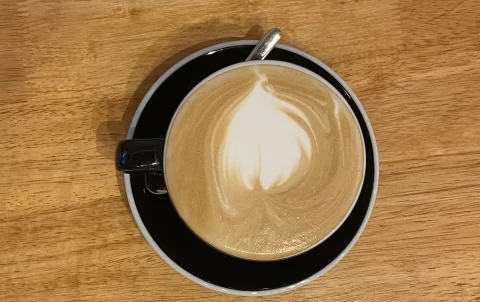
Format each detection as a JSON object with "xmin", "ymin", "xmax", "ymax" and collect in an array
[{"xmin": 95, "ymin": 24, "xmax": 264, "ymax": 215}]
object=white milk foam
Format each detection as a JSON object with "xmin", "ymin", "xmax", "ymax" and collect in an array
[{"xmin": 220, "ymin": 72, "xmax": 313, "ymax": 191}]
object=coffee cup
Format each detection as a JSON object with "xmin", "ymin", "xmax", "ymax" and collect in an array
[
  {"xmin": 117, "ymin": 41, "xmax": 378, "ymax": 295},
  {"xmin": 118, "ymin": 59, "xmax": 366, "ymax": 261}
]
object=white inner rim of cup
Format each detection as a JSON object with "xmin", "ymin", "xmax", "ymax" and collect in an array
[
  {"xmin": 123, "ymin": 40, "xmax": 379, "ymax": 296},
  {"xmin": 162, "ymin": 60, "xmax": 367, "ymax": 261}
]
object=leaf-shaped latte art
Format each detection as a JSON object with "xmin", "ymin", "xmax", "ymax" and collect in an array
[{"xmin": 219, "ymin": 75, "xmax": 313, "ymax": 191}]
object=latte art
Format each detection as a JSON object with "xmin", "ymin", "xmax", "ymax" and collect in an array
[
  {"xmin": 165, "ymin": 64, "xmax": 365, "ymax": 260},
  {"xmin": 219, "ymin": 73, "xmax": 313, "ymax": 192}
]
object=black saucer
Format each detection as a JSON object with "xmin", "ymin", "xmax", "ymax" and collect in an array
[{"xmin": 127, "ymin": 43, "xmax": 376, "ymax": 292}]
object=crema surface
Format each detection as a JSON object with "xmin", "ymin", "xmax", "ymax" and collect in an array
[{"xmin": 165, "ymin": 64, "xmax": 365, "ymax": 260}]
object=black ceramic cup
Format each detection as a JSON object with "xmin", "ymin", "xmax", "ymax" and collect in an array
[{"xmin": 116, "ymin": 41, "xmax": 379, "ymax": 295}]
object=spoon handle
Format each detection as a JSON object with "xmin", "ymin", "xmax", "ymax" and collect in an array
[{"xmin": 245, "ymin": 28, "xmax": 282, "ymax": 61}]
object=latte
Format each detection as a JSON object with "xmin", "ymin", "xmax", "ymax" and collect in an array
[{"xmin": 165, "ymin": 63, "xmax": 365, "ymax": 260}]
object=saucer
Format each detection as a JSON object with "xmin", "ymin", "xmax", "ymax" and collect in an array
[{"xmin": 124, "ymin": 41, "xmax": 379, "ymax": 295}]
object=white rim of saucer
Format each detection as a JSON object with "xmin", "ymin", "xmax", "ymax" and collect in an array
[{"xmin": 123, "ymin": 40, "xmax": 380, "ymax": 296}]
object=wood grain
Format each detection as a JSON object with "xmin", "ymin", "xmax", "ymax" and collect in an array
[{"xmin": 1, "ymin": 0, "xmax": 479, "ymax": 301}]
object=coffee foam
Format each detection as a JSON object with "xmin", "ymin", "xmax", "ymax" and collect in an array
[
  {"xmin": 219, "ymin": 72, "xmax": 312, "ymax": 191},
  {"xmin": 165, "ymin": 64, "xmax": 364, "ymax": 260}
]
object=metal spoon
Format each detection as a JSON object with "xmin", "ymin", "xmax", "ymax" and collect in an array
[{"xmin": 245, "ymin": 28, "xmax": 281, "ymax": 61}]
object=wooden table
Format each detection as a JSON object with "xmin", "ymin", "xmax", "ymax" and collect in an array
[{"xmin": 1, "ymin": 0, "xmax": 479, "ymax": 301}]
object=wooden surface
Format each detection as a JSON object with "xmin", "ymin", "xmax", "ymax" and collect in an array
[{"xmin": 1, "ymin": 0, "xmax": 479, "ymax": 301}]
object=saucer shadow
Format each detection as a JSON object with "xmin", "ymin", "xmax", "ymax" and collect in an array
[{"xmin": 95, "ymin": 23, "xmax": 264, "ymax": 214}]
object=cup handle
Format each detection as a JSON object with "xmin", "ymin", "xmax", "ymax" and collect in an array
[{"xmin": 116, "ymin": 139, "xmax": 167, "ymax": 195}]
